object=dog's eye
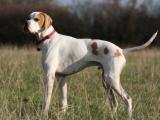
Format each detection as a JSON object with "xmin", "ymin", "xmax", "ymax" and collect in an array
[{"xmin": 34, "ymin": 18, "xmax": 39, "ymax": 22}]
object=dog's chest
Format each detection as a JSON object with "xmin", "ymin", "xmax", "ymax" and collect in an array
[
  {"xmin": 56, "ymin": 42, "xmax": 89, "ymax": 75},
  {"xmin": 42, "ymin": 38, "xmax": 90, "ymax": 75}
]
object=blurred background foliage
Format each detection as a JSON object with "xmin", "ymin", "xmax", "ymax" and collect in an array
[{"xmin": 0, "ymin": 0, "xmax": 160, "ymax": 46}]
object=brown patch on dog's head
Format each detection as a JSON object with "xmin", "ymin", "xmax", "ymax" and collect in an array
[
  {"xmin": 37, "ymin": 12, "xmax": 53, "ymax": 30},
  {"xmin": 114, "ymin": 49, "xmax": 122, "ymax": 57},
  {"xmin": 104, "ymin": 47, "xmax": 109, "ymax": 54},
  {"xmin": 91, "ymin": 42, "xmax": 98, "ymax": 55},
  {"xmin": 36, "ymin": 13, "xmax": 45, "ymax": 28}
]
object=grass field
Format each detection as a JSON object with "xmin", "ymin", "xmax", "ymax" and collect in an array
[{"xmin": 0, "ymin": 47, "xmax": 160, "ymax": 120}]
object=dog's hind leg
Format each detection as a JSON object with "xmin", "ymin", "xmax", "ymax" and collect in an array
[
  {"xmin": 103, "ymin": 73, "xmax": 132, "ymax": 119},
  {"xmin": 102, "ymin": 72, "xmax": 118, "ymax": 113},
  {"xmin": 103, "ymin": 55, "xmax": 132, "ymax": 119}
]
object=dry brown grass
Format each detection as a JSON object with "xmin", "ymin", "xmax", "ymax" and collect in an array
[{"xmin": 0, "ymin": 47, "xmax": 160, "ymax": 120}]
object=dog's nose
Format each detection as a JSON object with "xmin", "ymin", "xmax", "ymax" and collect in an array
[{"xmin": 24, "ymin": 21, "xmax": 28, "ymax": 32}]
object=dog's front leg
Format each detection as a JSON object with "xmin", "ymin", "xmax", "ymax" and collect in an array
[
  {"xmin": 43, "ymin": 73, "xmax": 55, "ymax": 116},
  {"xmin": 58, "ymin": 76, "xmax": 68, "ymax": 112}
]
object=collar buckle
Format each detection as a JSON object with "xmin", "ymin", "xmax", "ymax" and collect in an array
[{"xmin": 36, "ymin": 30, "xmax": 56, "ymax": 51}]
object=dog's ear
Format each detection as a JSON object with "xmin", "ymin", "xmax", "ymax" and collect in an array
[
  {"xmin": 42, "ymin": 13, "xmax": 53, "ymax": 29},
  {"xmin": 37, "ymin": 13, "xmax": 45, "ymax": 28}
]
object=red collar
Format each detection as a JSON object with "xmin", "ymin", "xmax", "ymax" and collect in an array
[{"xmin": 36, "ymin": 30, "xmax": 56, "ymax": 45}]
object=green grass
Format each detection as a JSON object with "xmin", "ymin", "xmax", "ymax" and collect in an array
[{"xmin": 0, "ymin": 47, "xmax": 160, "ymax": 120}]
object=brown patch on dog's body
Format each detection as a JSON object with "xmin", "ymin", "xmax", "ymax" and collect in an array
[
  {"xmin": 104, "ymin": 47, "xmax": 109, "ymax": 54},
  {"xmin": 91, "ymin": 42, "xmax": 98, "ymax": 55},
  {"xmin": 114, "ymin": 49, "xmax": 122, "ymax": 57}
]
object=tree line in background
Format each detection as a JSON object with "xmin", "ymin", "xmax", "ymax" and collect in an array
[{"xmin": 0, "ymin": 0, "xmax": 160, "ymax": 47}]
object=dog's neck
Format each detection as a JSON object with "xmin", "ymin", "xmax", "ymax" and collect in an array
[
  {"xmin": 36, "ymin": 26, "xmax": 57, "ymax": 51},
  {"xmin": 37, "ymin": 26, "xmax": 55, "ymax": 41}
]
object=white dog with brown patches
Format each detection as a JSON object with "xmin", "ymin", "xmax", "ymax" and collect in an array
[{"xmin": 24, "ymin": 11, "xmax": 157, "ymax": 118}]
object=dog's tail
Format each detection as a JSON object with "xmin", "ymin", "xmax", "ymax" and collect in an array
[{"xmin": 123, "ymin": 31, "xmax": 158, "ymax": 53}]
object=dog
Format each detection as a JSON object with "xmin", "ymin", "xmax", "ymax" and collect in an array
[{"xmin": 24, "ymin": 11, "xmax": 157, "ymax": 118}]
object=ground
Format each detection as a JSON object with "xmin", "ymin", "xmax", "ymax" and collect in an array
[{"xmin": 0, "ymin": 47, "xmax": 159, "ymax": 120}]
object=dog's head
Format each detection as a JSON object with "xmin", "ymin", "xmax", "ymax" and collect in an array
[{"xmin": 24, "ymin": 12, "xmax": 53, "ymax": 34}]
